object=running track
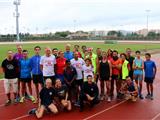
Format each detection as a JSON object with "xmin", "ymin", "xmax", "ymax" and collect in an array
[{"xmin": 0, "ymin": 54, "xmax": 160, "ymax": 120}]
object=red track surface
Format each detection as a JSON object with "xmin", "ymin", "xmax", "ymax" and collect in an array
[{"xmin": 0, "ymin": 54, "xmax": 160, "ymax": 120}]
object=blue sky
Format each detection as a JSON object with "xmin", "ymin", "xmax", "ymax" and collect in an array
[{"xmin": 0, "ymin": 0, "xmax": 160, "ymax": 34}]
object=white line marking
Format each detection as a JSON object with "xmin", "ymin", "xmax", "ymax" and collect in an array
[
  {"xmin": 83, "ymin": 100, "xmax": 126, "ymax": 120},
  {"xmin": 151, "ymin": 112, "xmax": 160, "ymax": 120},
  {"xmin": 12, "ymin": 114, "xmax": 29, "ymax": 120}
]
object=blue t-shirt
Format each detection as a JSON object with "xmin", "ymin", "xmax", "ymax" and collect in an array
[
  {"xmin": 64, "ymin": 51, "xmax": 74, "ymax": 60},
  {"xmin": 19, "ymin": 58, "xmax": 32, "ymax": 78},
  {"xmin": 133, "ymin": 58, "xmax": 143, "ymax": 75},
  {"xmin": 30, "ymin": 55, "xmax": 43, "ymax": 75},
  {"xmin": 144, "ymin": 60, "xmax": 156, "ymax": 78}
]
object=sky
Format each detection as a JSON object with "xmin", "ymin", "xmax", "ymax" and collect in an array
[{"xmin": 0, "ymin": 0, "xmax": 160, "ymax": 34}]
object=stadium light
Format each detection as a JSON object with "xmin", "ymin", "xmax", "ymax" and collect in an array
[{"xmin": 13, "ymin": 0, "xmax": 21, "ymax": 42}]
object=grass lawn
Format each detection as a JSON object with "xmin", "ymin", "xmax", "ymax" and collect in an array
[{"xmin": 0, "ymin": 41, "xmax": 160, "ymax": 79}]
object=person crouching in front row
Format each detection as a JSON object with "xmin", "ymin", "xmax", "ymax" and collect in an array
[
  {"xmin": 79, "ymin": 75, "xmax": 99, "ymax": 112},
  {"xmin": 125, "ymin": 76, "xmax": 138, "ymax": 102},
  {"xmin": 29, "ymin": 78, "xmax": 58, "ymax": 119}
]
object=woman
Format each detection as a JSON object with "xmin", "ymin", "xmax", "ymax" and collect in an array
[
  {"xmin": 55, "ymin": 79, "xmax": 72, "ymax": 111},
  {"xmin": 56, "ymin": 51, "xmax": 67, "ymax": 84},
  {"xmin": 99, "ymin": 51, "xmax": 112, "ymax": 102}
]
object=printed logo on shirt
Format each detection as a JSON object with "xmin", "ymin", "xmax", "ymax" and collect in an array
[
  {"xmin": 49, "ymin": 92, "xmax": 53, "ymax": 96},
  {"xmin": 7, "ymin": 64, "xmax": 14, "ymax": 70}
]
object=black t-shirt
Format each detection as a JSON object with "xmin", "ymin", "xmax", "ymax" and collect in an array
[
  {"xmin": 40, "ymin": 87, "xmax": 56, "ymax": 106},
  {"xmin": 126, "ymin": 56, "xmax": 135, "ymax": 71},
  {"xmin": 82, "ymin": 82, "xmax": 99, "ymax": 98},
  {"xmin": 1, "ymin": 59, "xmax": 19, "ymax": 79},
  {"xmin": 55, "ymin": 85, "xmax": 68, "ymax": 100}
]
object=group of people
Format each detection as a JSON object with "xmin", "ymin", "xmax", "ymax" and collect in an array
[{"xmin": 1, "ymin": 43, "xmax": 157, "ymax": 118}]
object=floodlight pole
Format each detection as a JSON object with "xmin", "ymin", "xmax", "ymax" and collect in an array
[{"xmin": 14, "ymin": 0, "xmax": 20, "ymax": 42}]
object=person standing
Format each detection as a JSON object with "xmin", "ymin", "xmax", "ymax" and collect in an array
[
  {"xmin": 133, "ymin": 50, "xmax": 144, "ymax": 99},
  {"xmin": 1, "ymin": 50, "xmax": 19, "ymax": 105},
  {"xmin": 56, "ymin": 51, "xmax": 66, "ymax": 84},
  {"xmin": 40, "ymin": 47, "xmax": 56, "ymax": 85},
  {"xmin": 126, "ymin": 48, "xmax": 135, "ymax": 79},
  {"xmin": 19, "ymin": 50, "xmax": 35, "ymax": 103},
  {"xmin": 99, "ymin": 51, "xmax": 112, "ymax": 101},
  {"xmin": 64, "ymin": 44, "xmax": 74, "ymax": 61},
  {"xmin": 30, "ymin": 46, "xmax": 43, "ymax": 103},
  {"xmin": 144, "ymin": 53, "xmax": 157, "ymax": 100}
]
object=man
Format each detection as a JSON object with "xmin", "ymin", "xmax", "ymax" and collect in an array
[
  {"xmin": 28, "ymin": 78, "xmax": 58, "ymax": 119},
  {"xmin": 1, "ymin": 50, "xmax": 19, "ymax": 105},
  {"xmin": 144, "ymin": 53, "xmax": 157, "ymax": 100},
  {"xmin": 133, "ymin": 50, "xmax": 144, "ymax": 99},
  {"xmin": 96, "ymin": 48, "xmax": 102, "ymax": 83},
  {"xmin": 73, "ymin": 45, "xmax": 82, "ymax": 58},
  {"xmin": 52, "ymin": 48, "xmax": 59, "ymax": 58},
  {"xmin": 70, "ymin": 52, "xmax": 85, "ymax": 104},
  {"xmin": 19, "ymin": 50, "xmax": 35, "ymax": 103},
  {"xmin": 40, "ymin": 47, "xmax": 56, "ymax": 85},
  {"xmin": 111, "ymin": 50, "xmax": 122, "ymax": 98},
  {"xmin": 79, "ymin": 75, "xmax": 99, "ymax": 112},
  {"xmin": 30, "ymin": 46, "xmax": 43, "ymax": 102},
  {"xmin": 64, "ymin": 60, "xmax": 77, "ymax": 101},
  {"xmin": 64, "ymin": 44, "xmax": 74, "ymax": 60},
  {"xmin": 126, "ymin": 48, "xmax": 135, "ymax": 79},
  {"xmin": 13, "ymin": 44, "xmax": 23, "ymax": 100},
  {"xmin": 55, "ymin": 79, "xmax": 72, "ymax": 111},
  {"xmin": 125, "ymin": 76, "xmax": 138, "ymax": 102},
  {"xmin": 81, "ymin": 45, "xmax": 87, "ymax": 58}
]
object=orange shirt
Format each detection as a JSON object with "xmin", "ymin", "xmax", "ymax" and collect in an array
[{"xmin": 111, "ymin": 59, "xmax": 122, "ymax": 75}]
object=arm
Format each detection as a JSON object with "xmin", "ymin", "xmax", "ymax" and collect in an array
[
  {"xmin": 108, "ymin": 61, "xmax": 112, "ymax": 79},
  {"xmin": 153, "ymin": 63, "xmax": 157, "ymax": 79}
]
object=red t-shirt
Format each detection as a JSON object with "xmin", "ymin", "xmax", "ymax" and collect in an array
[
  {"xmin": 56, "ymin": 58, "xmax": 66, "ymax": 74},
  {"xmin": 111, "ymin": 59, "xmax": 122, "ymax": 75}
]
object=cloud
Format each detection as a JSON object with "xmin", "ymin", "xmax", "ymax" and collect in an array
[{"xmin": 0, "ymin": 0, "xmax": 160, "ymax": 34}]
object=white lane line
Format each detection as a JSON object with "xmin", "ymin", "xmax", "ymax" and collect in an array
[
  {"xmin": 12, "ymin": 114, "xmax": 30, "ymax": 120},
  {"xmin": 151, "ymin": 112, "xmax": 160, "ymax": 120}
]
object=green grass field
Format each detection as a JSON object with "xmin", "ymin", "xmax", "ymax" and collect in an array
[{"xmin": 0, "ymin": 42, "xmax": 160, "ymax": 79}]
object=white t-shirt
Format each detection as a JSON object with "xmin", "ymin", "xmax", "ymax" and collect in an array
[
  {"xmin": 82, "ymin": 64, "xmax": 94, "ymax": 82},
  {"xmin": 70, "ymin": 58, "xmax": 85, "ymax": 80},
  {"xmin": 40, "ymin": 55, "xmax": 56, "ymax": 77}
]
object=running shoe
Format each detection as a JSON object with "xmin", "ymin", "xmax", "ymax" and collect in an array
[
  {"xmin": 28, "ymin": 108, "xmax": 37, "ymax": 115},
  {"xmin": 139, "ymin": 94, "xmax": 144, "ymax": 99},
  {"xmin": 107, "ymin": 97, "xmax": 111, "ymax": 102},
  {"xmin": 19, "ymin": 96, "xmax": 25, "ymax": 103},
  {"xmin": 29, "ymin": 96, "xmax": 36, "ymax": 103},
  {"xmin": 4, "ymin": 99, "xmax": 11, "ymax": 106},
  {"xmin": 150, "ymin": 95, "xmax": 154, "ymax": 100},
  {"xmin": 145, "ymin": 94, "xmax": 151, "ymax": 99}
]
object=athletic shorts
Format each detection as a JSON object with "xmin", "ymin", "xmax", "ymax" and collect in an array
[
  {"xmin": 4, "ymin": 78, "xmax": 18, "ymax": 94},
  {"xmin": 112, "ymin": 75, "xmax": 119, "ymax": 81},
  {"xmin": 20, "ymin": 78, "xmax": 32, "ymax": 83},
  {"xmin": 144, "ymin": 77, "xmax": 154, "ymax": 84},
  {"xmin": 43, "ymin": 76, "xmax": 56, "ymax": 85},
  {"xmin": 32, "ymin": 74, "xmax": 44, "ymax": 84},
  {"xmin": 100, "ymin": 76, "xmax": 110, "ymax": 81},
  {"xmin": 75, "ymin": 79, "xmax": 83, "ymax": 88},
  {"xmin": 134, "ymin": 74, "xmax": 143, "ymax": 81}
]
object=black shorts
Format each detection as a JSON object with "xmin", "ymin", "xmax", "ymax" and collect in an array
[
  {"xmin": 20, "ymin": 78, "xmax": 31, "ymax": 83},
  {"xmin": 100, "ymin": 76, "xmax": 110, "ymax": 81},
  {"xmin": 75, "ymin": 79, "xmax": 83, "ymax": 88},
  {"xmin": 112, "ymin": 75, "xmax": 119, "ymax": 80},
  {"xmin": 145, "ymin": 77, "xmax": 154, "ymax": 84},
  {"xmin": 43, "ymin": 76, "xmax": 56, "ymax": 85},
  {"xmin": 33, "ymin": 74, "xmax": 44, "ymax": 84}
]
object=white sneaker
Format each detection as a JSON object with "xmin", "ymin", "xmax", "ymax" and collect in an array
[{"xmin": 107, "ymin": 97, "xmax": 111, "ymax": 102}]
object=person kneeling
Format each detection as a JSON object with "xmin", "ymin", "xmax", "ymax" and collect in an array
[
  {"xmin": 55, "ymin": 79, "xmax": 72, "ymax": 111},
  {"xmin": 29, "ymin": 78, "xmax": 58, "ymax": 119},
  {"xmin": 125, "ymin": 76, "xmax": 138, "ymax": 102},
  {"xmin": 79, "ymin": 75, "xmax": 99, "ymax": 112}
]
